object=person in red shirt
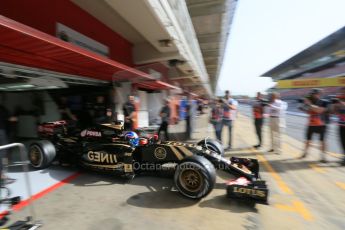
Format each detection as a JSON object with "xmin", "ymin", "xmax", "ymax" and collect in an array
[
  {"xmin": 299, "ymin": 89, "xmax": 328, "ymax": 162},
  {"xmin": 252, "ymin": 92, "xmax": 265, "ymax": 148}
]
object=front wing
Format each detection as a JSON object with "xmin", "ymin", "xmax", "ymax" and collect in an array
[{"xmin": 226, "ymin": 177, "xmax": 269, "ymax": 204}]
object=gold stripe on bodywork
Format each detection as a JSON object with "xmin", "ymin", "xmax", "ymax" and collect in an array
[
  {"xmin": 170, "ymin": 146, "xmax": 183, "ymax": 160},
  {"xmin": 83, "ymin": 162, "xmax": 124, "ymax": 169},
  {"xmin": 124, "ymin": 152, "xmax": 132, "ymax": 157},
  {"xmin": 102, "ymin": 143, "xmax": 132, "ymax": 148},
  {"xmin": 178, "ymin": 146, "xmax": 193, "ymax": 156}
]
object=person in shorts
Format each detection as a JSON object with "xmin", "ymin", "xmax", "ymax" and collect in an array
[{"xmin": 299, "ymin": 89, "xmax": 328, "ymax": 162}]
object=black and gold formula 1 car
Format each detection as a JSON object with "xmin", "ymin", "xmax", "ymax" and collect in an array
[{"xmin": 28, "ymin": 120, "xmax": 268, "ymax": 203}]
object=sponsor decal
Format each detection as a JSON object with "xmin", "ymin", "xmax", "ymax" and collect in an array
[
  {"xmin": 124, "ymin": 164, "xmax": 133, "ymax": 172},
  {"xmin": 38, "ymin": 125, "xmax": 54, "ymax": 133},
  {"xmin": 87, "ymin": 151, "xmax": 117, "ymax": 164},
  {"xmin": 80, "ymin": 130, "xmax": 87, "ymax": 137},
  {"xmin": 292, "ymin": 80, "xmax": 320, "ymax": 87},
  {"xmin": 232, "ymin": 186, "xmax": 266, "ymax": 198},
  {"xmin": 51, "ymin": 120, "xmax": 67, "ymax": 125},
  {"xmin": 81, "ymin": 130, "xmax": 102, "ymax": 137},
  {"xmin": 154, "ymin": 147, "xmax": 167, "ymax": 160}
]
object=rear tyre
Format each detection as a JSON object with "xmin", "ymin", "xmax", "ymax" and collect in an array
[
  {"xmin": 29, "ymin": 140, "xmax": 56, "ymax": 169},
  {"xmin": 174, "ymin": 155, "xmax": 216, "ymax": 199},
  {"xmin": 197, "ymin": 138, "xmax": 224, "ymax": 156}
]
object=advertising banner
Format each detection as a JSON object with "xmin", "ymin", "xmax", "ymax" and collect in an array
[{"xmin": 277, "ymin": 76, "xmax": 345, "ymax": 89}]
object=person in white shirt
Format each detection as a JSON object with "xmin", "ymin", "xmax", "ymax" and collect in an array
[
  {"xmin": 267, "ymin": 92, "xmax": 287, "ymax": 154},
  {"xmin": 221, "ymin": 90, "xmax": 238, "ymax": 150}
]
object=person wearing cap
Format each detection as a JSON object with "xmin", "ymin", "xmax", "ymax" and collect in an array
[
  {"xmin": 221, "ymin": 90, "xmax": 238, "ymax": 150},
  {"xmin": 267, "ymin": 92, "xmax": 287, "ymax": 154},
  {"xmin": 299, "ymin": 88, "xmax": 329, "ymax": 162},
  {"xmin": 157, "ymin": 99, "xmax": 171, "ymax": 141}
]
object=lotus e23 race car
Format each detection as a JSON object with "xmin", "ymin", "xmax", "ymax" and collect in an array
[{"xmin": 28, "ymin": 120, "xmax": 269, "ymax": 203}]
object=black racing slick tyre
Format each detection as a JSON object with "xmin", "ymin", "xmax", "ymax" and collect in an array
[
  {"xmin": 174, "ymin": 155, "xmax": 216, "ymax": 199},
  {"xmin": 29, "ymin": 140, "xmax": 56, "ymax": 169},
  {"xmin": 197, "ymin": 138, "xmax": 224, "ymax": 156}
]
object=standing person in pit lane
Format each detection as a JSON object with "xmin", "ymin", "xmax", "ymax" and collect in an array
[
  {"xmin": 221, "ymin": 90, "xmax": 238, "ymax": 150},
  {"xmin": 299, "ymin": 89, "xmax": 328, "ymax": 162},
  {"xmin": 157, "ymin": 99, "xmax": 171, "ymax": 141},
  {"xmin": 185, "ymin": 95, "xmax": 192, "ymax": 140},
  {"xmin": 93, "ymin": 95, "xmax": 112, "ymax": 124},
  {"xmin": 252, "ymin": 92, "xmax": 266, "ymax": 149},
  {"xmin": 123, "ymin": 95, "xmax": 136, "ymax": 131},
  {"xmin": 267, "ymin": 92, "xmax": 287, "ymax": 154},
  {"xmin": 331, "ymin": 87, "xmax": 345, "ymax": 165},
  {"xmin": 57, "ymin": 96, "xmax": 77, "ymax": 122},
  {"xmin": 209, "ymin": 98, "xmax": 223, "ymax": 141}
]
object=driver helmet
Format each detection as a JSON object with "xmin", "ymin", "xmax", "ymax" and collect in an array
[{"xmin": 124, "ymin": 131, "xmax": 139, "ymax": 147}]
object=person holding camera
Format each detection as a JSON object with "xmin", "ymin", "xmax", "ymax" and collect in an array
[
  {"xmin": 252, "ymin": 92, "xmax": 266, "ymax": 149},
  {"xmin": 299, "ymin": 89, "xmax": 328, "ymax": 162},
  {"xmin": 267, "ymin": 92, "xmax": 287, "ymax": 154},
  {"xmin": 209, "ymin": 98, "xmax": 223, "ymax": 141},
  {"xmin": 221, "ymin": 90, "xmax": 238, "ymax": 150},
  {"xmin": 331, "ymin": 87, "xmax": 345, "ymax": 165}
]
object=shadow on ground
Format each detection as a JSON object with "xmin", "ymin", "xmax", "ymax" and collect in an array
[
  {"xmin": 126, "ymin": 190, "xmax": 198, "ymax": 209},
  {"xmin": 199, "ymin": 195, "xmax": 258, "ymax": 213},
  {"xmin": 258, "ymin": 158, "xmax": 345, "ymax": 174}
]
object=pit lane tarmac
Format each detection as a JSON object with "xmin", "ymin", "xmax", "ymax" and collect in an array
[{"xmin": 4, "ymin": 113, "xmax": 345, "ymax": 230}]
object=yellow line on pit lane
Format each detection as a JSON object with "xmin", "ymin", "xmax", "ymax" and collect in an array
[
  {"xmin": 256, "ymin": 154, "xmax": 294, "ymax": 195},
  {"xmin": 253, "ymin": 149, "xmax": 314, "ymax": 221},
  {"xmin": 275, "ymin": 200, "xmax": 314, "ymax": 221},
  {"xmin": 326, "ymin": 151, "xmax": 343, "ymax": 159},
  {"xmin": 335, "ymin": 182, "xmax": 345, "ymax": 190},
  {"xmin": 309, "ymin": 163, "xmax": 327, "ymax": 173}
]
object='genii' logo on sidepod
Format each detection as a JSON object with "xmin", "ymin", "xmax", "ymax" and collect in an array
[{"xmin": 87, "ymin": 151, "xmax": 117, "ymax": 163}]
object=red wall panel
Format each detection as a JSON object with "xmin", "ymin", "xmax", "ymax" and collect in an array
[{"xmin": 0, "ymin": 0, "xmax": 133, "ymax": 66}]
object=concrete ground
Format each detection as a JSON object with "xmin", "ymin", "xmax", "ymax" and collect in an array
[{"xmin": 5, "ymin": 111, "xmax": 345, "ymax": 230}]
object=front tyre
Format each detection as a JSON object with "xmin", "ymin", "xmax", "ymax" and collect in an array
[
  {"xmin": 174, "ymin": 155, "xmax": 216, "ymax": 199},
  {"xmin": 29, "ymin": 140, "xmax": 56, "ymax": 169},
  {"xmin": 197, "ymin": 138, "xmax": 224, "ymax": 156}
]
